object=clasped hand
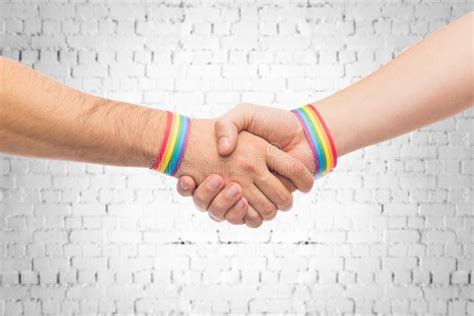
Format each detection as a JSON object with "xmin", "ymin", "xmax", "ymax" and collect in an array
[{"xmin": 174, "ymin": 104, "xmax": 316, "ymax": 228}]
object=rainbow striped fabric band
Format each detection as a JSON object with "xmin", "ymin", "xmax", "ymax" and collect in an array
[
  {"xmin": 151, "ymin": 111, "xmax": 191, "ymax": 176},
  {"xmin": 292, "ymin": 104, "xmax": 337, "ymax": 177}
]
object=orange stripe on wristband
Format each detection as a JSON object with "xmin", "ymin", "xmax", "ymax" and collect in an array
[
  {"xmin": 151, "ymin": 112, "xmax": 191, "ymax": 176},
  {"xmin": 292, "ymin": 104, "xmax": 337, "ymax": 176}
]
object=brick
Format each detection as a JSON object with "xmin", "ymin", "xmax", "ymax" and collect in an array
[
  {"xmin": 420, "ymin": 203, "xmax": 455, "ymax": 216},
  {"xmin": 33, "ymin": 230, "xmax": 68, "ymax": 243},
  {"xmin": 72, "ymin": 257, "xmax": 107, "ymax": 271},
  {"xmin": 415, "ymin": 4, "xmax": 451, "ymax": 19},
  {"xmin": 70, "ymin": 230, "xmax": 104, "ymax": 243},
  {"xmin": 77, "ymin": 5, "xmax": 108, "ymax": 19},
  {"xmin": 384, "ymin": 257, "xmax": 418, "ymax": 270},
  {"xmin": 386, "ymin": 286, "xmax": 422, "ymax": 299},
  {"xmin": 109, "ymin": 5, "xmax": 145, "ymax": 20},
  {"xmin": 1, "ymin": 271, "xmax": 19, "ymax": 285},
  {"xmin": 40, "ymin": 5, "xmax": 76, "ymax": 19},
  {"xmin": 0, "ymin": 286, "xmax": 28, "ymax": 299},
  {"xmin": 73, "ymin": 64, "xmax": 108, "ymax": 77},
  {"xmin": 2, "ymin": 4, "xmax": 38, "ymax": 18},
  {"xmin": 33, "ymin": 257, "xmax": 68, "ymax": 271},
  {"xmin": 421, "ymin": 257, "xmax": 456, "ymax": 271},
  {"xmin": 422, "ymin": 231, "xmax": 457, "ymax": 243},
  {"xmin": 72, "ymin": 203, "xmax": 106, "ymax": 216},
  {"xmin": 385, "ymin": 230, "xmax": 420, "ymax": 243},
  {"xmin": 20, "ymin": 271, "xmax": 38, "ymax": 285},
  {"xmin": 425, "ymin": 287, "xmax": 459, "ymax": 299},
  {"xmin": 35, "ymin": 204, "xmax": 71, "ymax": 216},
  {"xmin": 67, "ymin": 285, "xmax": 103, "ymax": 299},
  {"xmin": 348, "ymin": 231, "xmax": 382, "ymax": 243}
]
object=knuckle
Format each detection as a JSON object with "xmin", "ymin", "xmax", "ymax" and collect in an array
[
  {"xmin": 245, "ymin": 158, "xmax": 265, "ymax": 175},
  {"xmin": 245, "ymin": 211, "xmax": 258, "ymax": 222},
  {"xmin": 278, "ymin": 191, "xmax": 293, "ymax": 211},
  {"xmin": 303, "ymin": 177, "xmax": 314, "ymax": 192},
  {"xmin": 208, "ymin": 204, "xmax": 226, "ymax": 221},
  {"xmin": 209, "ymin": 209, "xmax": 225, "ymax": 222},
  {"xmin": 292, "ymin": 162, "xmax": 314, "ymax": 192},
  {"xmin": 193, "ymin": 191, "xmax": 209, "ymax": 211},
  {"xmin": 299, "ymin": 172, "xmax": 314, "ymax": 192},
  {"xmin": 215, "ymin": 120, "xmax": 226, "ymax": 132},
  {"xmin": 264, "ymin": 210, "xmax": 277, "ymax": 221},
  {"xmin": 241, "ymin": 160, "xmax": 258, "ymax": 174},
  {"xmin": 225, "ymin": 209, "xmax": 245, "ymax": 224},
  {"xmin": 262, "ymin": 209, "xmax": 277, "ymax": 221},
  {"xmin": 293, "ymin": 162, "xmax": 305, "ymax": 176},
  {"xmin": 236, "ymin": 103, "xmax": 249, "ymax": 111},
  {"xmin": 255, "ymin": 172, "xmax": 271, "ymax": 183},
  {"xmin": 208, "ymin": 212, "xmax": 223, "ymax": 223},
  {"xmin": 259, "ymin": 202, "xmax": 277, "ymax": 220},
  {"xmin": 246, "ymin": 218, "xmax": 263, "ymax": 228}
]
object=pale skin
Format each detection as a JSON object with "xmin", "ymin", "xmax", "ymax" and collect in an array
[
  {"xmin": 0, "ymin": 58, "xmax": 314, "ymax": 228},
  {"xmin": 178, "ymin": 13, "xmax": 474, "ymax": 221}
]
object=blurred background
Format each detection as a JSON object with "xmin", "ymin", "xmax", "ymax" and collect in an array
[{"xmin": 0, "ymin": 0, "xmax": 473, "ymax": 314}]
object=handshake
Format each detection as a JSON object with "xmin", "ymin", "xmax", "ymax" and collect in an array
[
  {"xmin": 160, "ymin": 103, "xmax": 338, "ymax": 228},
  {"xmin": 4, "ymin": 13, "xmax": 468, "ymax": 228}
]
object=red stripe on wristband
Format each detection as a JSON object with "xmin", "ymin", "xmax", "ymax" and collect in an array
[
  {"xmin": 307, "ymin": 104, "xmax": 338, "ymax": 169},
  {"xmin": 151, "ymin": 111, "xmax": 173, "ymax": 170}
]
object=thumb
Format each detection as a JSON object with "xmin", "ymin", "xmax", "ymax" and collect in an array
[
  {"xmin": 176, "ymin": 176, "xmax": 197, "ymax": 197},
  {"xmin": 215, "ymin": 104, "xmax": 254, "ymax": 156}
]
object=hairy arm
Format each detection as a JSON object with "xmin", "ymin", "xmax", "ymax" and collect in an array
[
  {"xmin": 0, "ymin": 58, "xmax": 313, "ymax": 226},
  {"xmin": 0, "ymin": 57, "xmax": 165, "ymax": 167}
]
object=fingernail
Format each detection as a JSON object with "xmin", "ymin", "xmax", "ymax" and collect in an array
[
  {"xmin": 219, "ymin": 137, "xmax": 229, "ymax": 150},
  {"xmin": 207, "ymin": 176, "xmax": 222, "ymax": 190},
  {"xmin": 225, "ymin": 185, "xmax": 239, "ymax": 198},
  {"xmin": 179, "ymin": 179, "xmax": 189, "ymax": 191}
]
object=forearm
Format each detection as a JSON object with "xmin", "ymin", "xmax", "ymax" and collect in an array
[
  {"xmin": 317, "ymin": 13, "xmax": 473, "ymax": 157},
  {"xmin": 0, "ymin": 57, "xmax": 164, "ymax": 167}
]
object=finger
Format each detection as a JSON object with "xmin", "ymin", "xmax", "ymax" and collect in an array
[
  {"xmin": 176, "ymin": 176, "xmax": 197, "ymax": 197},
  {"xmin": 208, "ymin": 183, "xmax": 243, "ymax": 221},
  {"xmin": 275, "ymin": 174, "xmax": 297, "ymax": 192},
  {"xmin": 265, "ymin": 147, "xmax": 314, "ymax": 193},
  {"xmin": 208, "ymin": 212, "xmax": 222, "ymax": 223},
  {"xmin": 254, "ymin": 171, "xmax": 293, "ymax": 211},
  {"xmin": 244, "ymin": 184, "xmax": 277, "ymax": 221},
  {"xmin": 244, "ymin": 204, "xmax": 264, "ymax": 228},
  {"xmin": 215, "ymin": 104, "xmax": 255, "ymax": 156},
  {"xmin": 224, "ymin": 197, "xmax": 248, "ymax": 225},
  {"xmin": 192, "ymin": 174, "xmax": 224, "ymax": 211}
]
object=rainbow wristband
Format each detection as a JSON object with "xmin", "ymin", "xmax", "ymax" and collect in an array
[
  {"xmin": 151, "ymin": 111, "xmax": 191, "ymax": 176},
  {"xmin": 292, "ymin": 104, "xmax": 337, "ymax": 177}
]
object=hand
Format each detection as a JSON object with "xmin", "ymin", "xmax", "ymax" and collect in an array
[
  {"xmin": 177, "ymin": 105, "xmax": 315, "ymax": 226},
  {"xmin": 177, "ymin": 174, "xmax": 248, "ymax": 225},
  {"xmin": 175, "ymin": 118, "xmax": 313, "ymax": 228},
  {"xmin": 216, "ymin": 103, "xmax": 315, "ymax": 173}
]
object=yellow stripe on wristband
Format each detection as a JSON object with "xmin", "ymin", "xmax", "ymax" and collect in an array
[
  {"xmin": 151, "ymin": 111, "xmax": 191, "ymax": 176},
  {"xmin": 303, "ymin": 107, "xmax": 334, "ymax": 171},
  {"xmin": 292, "ymin": 104, "xmax": 337, "ymax": 176}
]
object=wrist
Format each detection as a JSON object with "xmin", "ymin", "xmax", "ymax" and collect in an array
[
  {"xmin": 292, "ymin": 104, "xmax": 338, "ymax": 177},
  {"xmin": 83, "ymin": 97, "xmax": 168, "ymax": 168},
  {"xmin": 311, "ymin": 102, "xmax": 347, "ymax": 157},
  {"xmin": 149, "ymin": 111, "xmax": 192, "ymax": 176}
]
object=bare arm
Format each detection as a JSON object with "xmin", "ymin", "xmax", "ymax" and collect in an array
[
  {"xmin": 319, "ymin": 12, "xmax": 474, "ymax": 156},
  {"xmin": 179, "ymin": 13, "xmax": 474, "ymax": 215},
  {"xmin": 0, "ymin": 58, "xmax": 164, "ymax": 167},
  {"xmin": 0, "ymin": 58, "xmax": 314, "ymax": 227}
]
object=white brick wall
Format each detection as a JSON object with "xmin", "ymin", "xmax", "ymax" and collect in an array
[{"xmin": 1, "ymin": 0, "xmax": 473, "ymax": 314}]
